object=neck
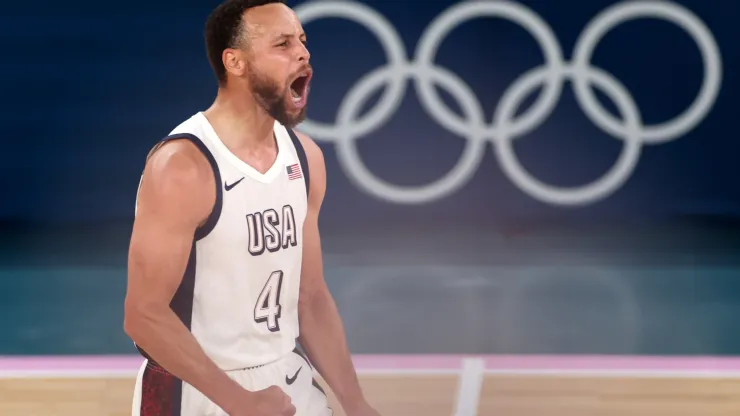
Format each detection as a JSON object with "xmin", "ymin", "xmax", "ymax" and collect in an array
[{"xmin": 203, "ymin": 85, "xmax": 275, "ymax": 149}]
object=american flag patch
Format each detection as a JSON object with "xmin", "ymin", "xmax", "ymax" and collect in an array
[{"xmin": 286, "ymin": 163, "xmax": 302, "ymax": 180}]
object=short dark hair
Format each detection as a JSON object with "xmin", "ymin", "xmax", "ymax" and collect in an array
[{"xmin": 205, "ymin": 0, "xmax": 286, "ymax": 85}]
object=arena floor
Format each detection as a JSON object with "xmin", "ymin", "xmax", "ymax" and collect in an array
[{"xmin": 2, "ymin": 355, "xmax": 740, "ymax": 416}]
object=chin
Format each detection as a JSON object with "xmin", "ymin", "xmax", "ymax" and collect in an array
[
  {"xmin": 284, "ymin": 111, "xmax": 307, "ymax": 128},
  {"xmin": 280, "ymin": 95, "xmax": 309, "ymax": 127},
  {"xmin": 272, "ymin": 106, "xmax": 307, "ymax": 129}
]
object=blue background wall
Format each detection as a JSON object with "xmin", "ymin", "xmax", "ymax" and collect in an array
[{"xmin": 1, "ymin": 0, "xmax": 739, "ymax": 356}]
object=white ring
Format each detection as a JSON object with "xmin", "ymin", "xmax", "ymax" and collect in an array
[
  {"xmin": 294, "ymin": 0, "xmax": 409, "ymax": 141},
  {"xmin": 295, "ymin": 0, "xmax": 723, "ymax": 206},
  {"xmin": 335, "ymin": 65, "xmax": 488, "ymax": 204},
  {"xmin": 414, "ymin": 0, "xmax": 566, "ymax": 140},
  {"xmin": 572, "ymin": 0, "xmax": 723, "ymax": 144},
  {"xmin": 494, "ymin": 66, "xmax": 643, "ymax": 206}
]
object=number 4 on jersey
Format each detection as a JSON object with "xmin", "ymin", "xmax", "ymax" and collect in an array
[{"xmin": 254, "ymin": 270, "xmax": 284, "ymax": 332}]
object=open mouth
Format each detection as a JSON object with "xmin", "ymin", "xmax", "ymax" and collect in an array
[{"xmin": 288, "ymin": 70, "xmax": 312, "ymax": 107}]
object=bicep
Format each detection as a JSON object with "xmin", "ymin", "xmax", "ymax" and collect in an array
[
  {"xmin": 297, "ymin": 132, "xmax": 328, "ymax": 299},
  {"xmin": 126, "ymin": 142, "xmax": 214, "ymax": 310},
  {"xmin": 127, "ymin": 210, "xmax": 198, "ymax": 307},
  {"xmin": 299, "ymin": 204, "xmax": 328, "ymax": 305}
]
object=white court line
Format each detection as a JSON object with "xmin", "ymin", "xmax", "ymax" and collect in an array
[
  {"xmin": 347, "ymin": 368, "xmax": 461, "ymax": 376},
  {"xmin": 482, "ymin": 369, "xmax": 740, "ymax": 379},
  {"xmin": 453, "ymin": 358, "xmax": 485, "ymax": 416}
]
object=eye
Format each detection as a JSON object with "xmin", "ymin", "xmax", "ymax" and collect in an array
[{"xmin": 276, "ymin": 40, "xmax": 288, "ymax": 48}]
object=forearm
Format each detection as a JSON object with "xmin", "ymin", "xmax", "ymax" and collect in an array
[
  {"xmin": 298, "ymin": 290, "xmax": 366, "ymax": 411},
  {"xmin": 124, "ymin": 305, "xmax": 244, "ymax": 412}
]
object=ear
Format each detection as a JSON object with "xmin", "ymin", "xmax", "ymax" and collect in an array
[{"xmin": 222, "ymin": 48, "xmax": 247, "ymax": 78}]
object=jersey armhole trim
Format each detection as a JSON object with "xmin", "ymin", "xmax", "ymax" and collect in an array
[
  {"xmin": 287, "ymin": 128, "xmax": 310, "ymax": 198},
  {"xmin": 158, "ymin": 133, "xmax": 223, "ymax": 241}
]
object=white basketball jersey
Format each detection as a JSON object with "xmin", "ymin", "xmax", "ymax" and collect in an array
[{"xmin": 135, "ymin": 112, "xmax": 309, "ymax": 371}]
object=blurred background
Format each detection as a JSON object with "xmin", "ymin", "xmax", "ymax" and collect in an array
[{"xmin": 1, "ymin": 0, "xmax": 739, "ymax": 361}]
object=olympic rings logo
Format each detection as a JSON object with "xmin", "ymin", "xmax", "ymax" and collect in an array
[{"xmin": 294, "ymin": 0, "xmax": 723, "ymax": 206}]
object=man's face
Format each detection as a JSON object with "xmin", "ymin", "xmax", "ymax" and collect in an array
[{"xmin": 242, "ymin": 3, "xmax": 312, "ymax": 128}]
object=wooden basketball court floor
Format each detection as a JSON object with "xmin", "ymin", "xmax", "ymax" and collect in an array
[{"xmin": 2, "ymin": 355, "xmax": 740, "ymax": 416}]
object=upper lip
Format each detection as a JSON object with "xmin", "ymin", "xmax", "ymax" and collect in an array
[{"xmin": 293, "ymin": 67, "xmax": 313, "ymax": 84}]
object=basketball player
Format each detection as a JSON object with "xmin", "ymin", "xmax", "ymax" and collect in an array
[{"xmin": 123, "ymin": 1, "xmax": 380, "ymax": 415}]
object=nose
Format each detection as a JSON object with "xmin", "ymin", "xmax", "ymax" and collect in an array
[{"xmin": 297, "ymin": 43, "xmax": 310, "ymax": 63}]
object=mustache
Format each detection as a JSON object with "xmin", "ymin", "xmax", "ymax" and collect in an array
[{"xmin": 290, "ymin": 64, "xmax": 313, "ymax": 80}]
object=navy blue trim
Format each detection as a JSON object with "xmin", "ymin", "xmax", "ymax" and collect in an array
[
  {"xmin": 172, "ymin": 379, "xmax": 182, "ymax": 416},
  {"xmin": 137, "ymin": 240, "xmax": 197, "ymax": 367},
  {"xmin": 158, "ymin": 133, "xmax": 222, "ymax": 240},
  {"xmin": 287, "ymin": 129, "xmax": 310, "ymax": 197},
  {"xmin": 312, "ymin": 378, "xmax": 327, "ymax": 396},
  {"xmin": 292, "ymin": 344, "xmax": 326, "ymax": 397},
  {"xmin": 293, "ymin": 345, "xmax": 313, "ymax": 370},
  {"xmin": 170, "ymin": 240, "xmax": 197, "ymax": 331},
  {"xmin": 136, "ymin": 133, "xmax": 216, "ymax": 371}
]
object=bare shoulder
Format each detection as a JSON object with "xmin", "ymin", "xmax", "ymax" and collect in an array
[
  {"xmin": 138, "ymin": 138, "xmax": 215, "ymax": 224},
  {"xmin": 293, "ymin": 129, "xmax": 325, "ymax": 169},
  {"xmin": 293, "ymin": 129, "xmax": 326, "ymax": 206}
]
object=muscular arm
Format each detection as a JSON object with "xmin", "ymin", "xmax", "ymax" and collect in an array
[
  {"xmin": 294, "ymin": 132, "xmax": 371, "ymax": 414},
  {"xmin": 123, "ymin": 140, "xmax": 244, "ymax": 413}
]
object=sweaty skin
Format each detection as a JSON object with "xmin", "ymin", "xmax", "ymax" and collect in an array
[
  {"xmin": 125, "ymin": 2, "xmax": 379, "ymax": 415},
  {"xmin": 292, "ymin": 131, "xmax": 376, "ymax": 415},
  {"xmin": 125, "ymin": 138, "xmax": 296, "ymax": 415}
]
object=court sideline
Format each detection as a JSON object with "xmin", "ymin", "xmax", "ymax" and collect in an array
[{"xmin": 2, "ymin": 355, "xmax": 740, "ymax": 416}]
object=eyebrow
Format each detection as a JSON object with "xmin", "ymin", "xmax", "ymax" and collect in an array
[{"xmin": 274, "ymin": 32, "xmax": 306, "ymax": 41}]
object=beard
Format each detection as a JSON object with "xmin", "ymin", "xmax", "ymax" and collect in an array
[{"xmin": 248, "ymin": 65, "xmax": 307, "ymax": 128}]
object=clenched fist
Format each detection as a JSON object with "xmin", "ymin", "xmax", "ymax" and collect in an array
[{"xmin": 231, "ymin": 386, "xmax": 296, "ymax": 416}]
